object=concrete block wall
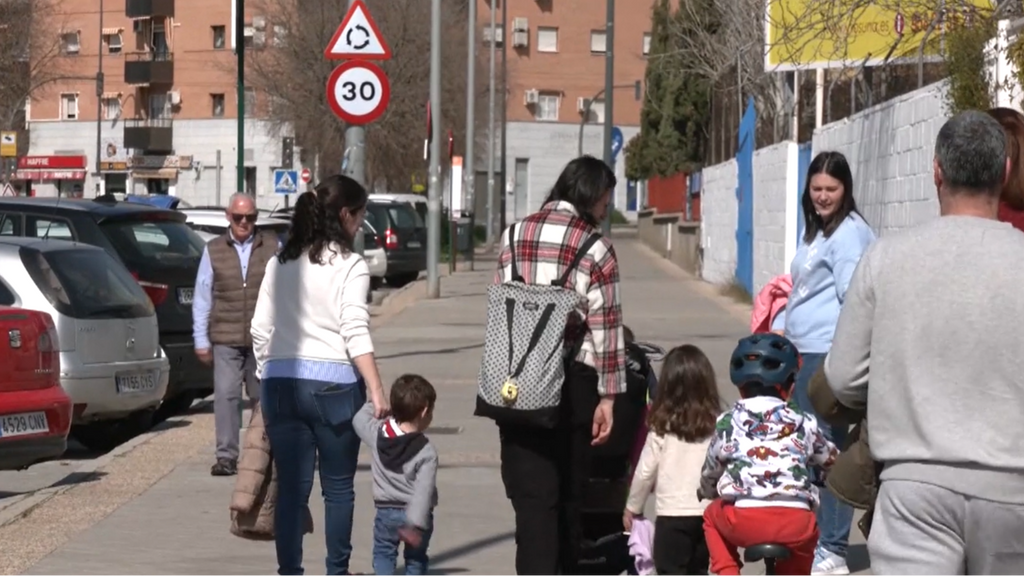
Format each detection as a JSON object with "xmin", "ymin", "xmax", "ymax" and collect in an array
[
  {"xmin": 812, "ymin": 82, "xmax": 948, "ymax": 236},
  {"xmin": 752, "ymin": 142, "xmax": 800, "ymax": 295},
  {"xmin": 699, "ymin": 158, "xmax": 739, "ymax": 285}
]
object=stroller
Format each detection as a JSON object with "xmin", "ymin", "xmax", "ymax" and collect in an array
[{"xmin": 574, "ymin": 340, "xmax": 665, "ymax": 575}]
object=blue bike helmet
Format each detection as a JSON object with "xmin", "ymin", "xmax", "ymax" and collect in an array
[{"xmin": 729, "ymin": 333, "xmax": 800, "ymax": 387}]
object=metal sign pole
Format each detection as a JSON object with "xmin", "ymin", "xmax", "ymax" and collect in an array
[{"xmin": 426, "ymin": 0, "xmax": 442, "ymax": 298}]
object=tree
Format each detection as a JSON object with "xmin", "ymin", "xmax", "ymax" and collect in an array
[
  {"xmin": 1, "ymin": 0, "xmax": 67, "ymax": 138},
  {"xmin": 625, "ymin": 0, "xmax": 712, "ymax": 180},
  {"xmin": 246, "ymin": 0, "xmax": 481, "ymax": 191}
]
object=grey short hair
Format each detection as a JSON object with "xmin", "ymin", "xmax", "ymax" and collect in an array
[
  {"xmin": 935, "ymin": 110, "xmax": 1007, "ymax": 196},
  {"xmin": 227, "ymin": 192, "xmax": 255, "ymax": 210}
]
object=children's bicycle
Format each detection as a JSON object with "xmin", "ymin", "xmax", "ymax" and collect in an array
[{"xmin": 743, "ymin": 543, "xmax": 791, "ymax": 575}]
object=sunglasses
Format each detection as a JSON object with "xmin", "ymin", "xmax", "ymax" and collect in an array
[{"xmin": 231, "ymin": 212, "xmax": 258, "ymax": 224}]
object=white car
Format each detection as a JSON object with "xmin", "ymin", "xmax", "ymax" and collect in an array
[
  {"xmin": 181, "ymin": 209, "xmax": 388, "ymax": 282},
  {"xmin": 0, "ymin": 238, "xmax": 170, "ymax": 452}
]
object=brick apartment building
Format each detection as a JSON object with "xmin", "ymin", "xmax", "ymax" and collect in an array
[
  {"xmin": 23, "ymin": 0, "xmax": 292, "ymax": 205},
  {"xmin": 478, "ymin": 0, "xmax": 654, "ymax": 222}
]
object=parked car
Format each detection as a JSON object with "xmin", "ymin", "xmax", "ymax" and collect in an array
[
  {"xmin": 369, "ymin": 193, "xmax": 427, "ymax": 223},
  {"xmin": 0, "ymin": 305, "xmax": 72, "ymax": 470},
  {"xmin": 366, "ymin": 199, "xmax": 427, "ymax": 286},
  {"xmin": 260, "ymin": 207, "xmax": 388, "ymax": 283},
  {"xmin": 0, "ymin": 237, "xmax": 169, "ymax": 452},
  {"xmin": 181, "ymin": 208, "xmax": 292, "ymax": 244},
  {"xmin": 0, "ymin": 197, "xmax": 210, "ymax": 419}
]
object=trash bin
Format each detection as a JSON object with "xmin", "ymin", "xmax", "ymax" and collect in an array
[{"xmin": 456, "ymin": 218, "xmax": 472, "ymax": 253}]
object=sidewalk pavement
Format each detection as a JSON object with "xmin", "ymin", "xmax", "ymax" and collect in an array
[{"xmin": 19, "ymin": 236, "xmax": 869, "ymax": 575}]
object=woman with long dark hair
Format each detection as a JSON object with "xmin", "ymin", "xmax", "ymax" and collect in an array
[
  {"xmin": 491, "ymin": 155, "xmax": 626, "ymax": 574},
  {"xmin": 987, "ymin": 107, "xmax": 1024, "ymax": 232},
  {"xmin": 251, "ymin": 174, "xmax": 389, "ymax": 575},
  {"xmin": 772, "ymin": 151, "xmax": 875, "ymax": 575}
]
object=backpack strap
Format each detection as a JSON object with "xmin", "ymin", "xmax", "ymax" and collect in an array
[
  {"xmin": 505, "ymin": 300, "xmax": 558, "ymax": 379},
  {"xmin": 507, "ymin": 223, "xmax": 525, "ymax": 283},
  {"xmin": 554, "ymin": 232, "xmax": 603, "ymax": 287}
]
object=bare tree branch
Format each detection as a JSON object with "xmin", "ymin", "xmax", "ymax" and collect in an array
[
  {"xmin": 245, "ymin": 0, "xmax": 483, "ymax": 191},
  {"xmin": 1, "ymin": 0, "xmax": 69, "ymax": 139}
]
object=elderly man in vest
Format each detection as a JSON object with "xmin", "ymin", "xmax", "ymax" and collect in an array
[{"xmin": 193, "ymin": 193, "xmax": 280, "ymax": 476}]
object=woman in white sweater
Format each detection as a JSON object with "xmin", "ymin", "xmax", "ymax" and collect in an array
[{"xmin": 251, "ymin": 175, "xmax": 389, "ymax": 576}]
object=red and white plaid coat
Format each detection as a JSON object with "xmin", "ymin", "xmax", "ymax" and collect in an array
[{"xmin": 493, "ymin": 200, "xmax": 625, "ymax": 396}]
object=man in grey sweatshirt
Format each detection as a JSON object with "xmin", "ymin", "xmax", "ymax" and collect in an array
[
  {"xmin": 354, "ymin": 374, "xmax": 439, "ymax": 576},
  {"xmin": 825, "ymin": 110, "xmax": 1024, "ymax": 574}
]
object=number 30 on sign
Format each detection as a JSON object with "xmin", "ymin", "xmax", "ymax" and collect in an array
[{"xmin": 326, "ymin": 60, "xmax": 391, "ymax": 125}]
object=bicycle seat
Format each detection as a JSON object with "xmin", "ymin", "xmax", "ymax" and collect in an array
[{"xmin": 744, "ymin": 543, "xmax": 791, "ymax": 562}]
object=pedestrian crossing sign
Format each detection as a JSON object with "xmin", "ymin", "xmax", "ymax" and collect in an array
[{"xmin": 273, "ymin": 169, "xmax": 299, "ymax": 195}]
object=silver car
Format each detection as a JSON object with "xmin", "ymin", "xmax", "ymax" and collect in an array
[{"xmin": 0, "ymin": 237, "xmax": 169, "ymax": 451}]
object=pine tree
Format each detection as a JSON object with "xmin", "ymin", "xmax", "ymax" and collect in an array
[{"xmin": 625, "ymin": 0, "xmax": 672, "ymax": 180}]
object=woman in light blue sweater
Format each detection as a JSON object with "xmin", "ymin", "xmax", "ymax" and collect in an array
[{"xmin": 771, "ymin": 151, "xmax": 875, "ymax": 575}]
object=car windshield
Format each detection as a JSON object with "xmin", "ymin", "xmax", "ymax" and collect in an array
[
  {"xmin": 100, "ymin": 217, "xmax": 206, "ymax": 268},
  {"xmin": 20, "ymin": 248, "xmax": 154, "ymax": 319}
]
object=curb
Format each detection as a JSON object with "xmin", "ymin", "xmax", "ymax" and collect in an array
[
  {"xmin": 371, "ymin": 279, "xmax": 426, "ymax": 327},
  {"xmin": 0, "ymin": 417, "xmax": 180, "ymax": 528}
]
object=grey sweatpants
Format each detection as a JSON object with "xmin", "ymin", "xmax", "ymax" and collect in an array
[
  {"xmin": 213, "ymin": 345, "xmax": 259, "ymax": 461},
  {"xmin": 869, "ymin": 479, "xmax": 1024, "ymax": 574}
]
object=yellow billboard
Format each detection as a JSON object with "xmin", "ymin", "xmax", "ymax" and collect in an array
[{"xmin": 764, "ymin": 0, "xmax": 994, "ymax": 71}]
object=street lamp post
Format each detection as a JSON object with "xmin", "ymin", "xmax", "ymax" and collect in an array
[
  {"xmin": 94, "ymin": 0, "xmax": 104, "ymax": 197},
  {"xmin": 600, "ymin": 0, "xmax": 615, "ymax": 236}
]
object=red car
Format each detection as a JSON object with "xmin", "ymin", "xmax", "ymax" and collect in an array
[{"xmin": 0, "ymin": 306, "xmax": 72, "ymax": 470}]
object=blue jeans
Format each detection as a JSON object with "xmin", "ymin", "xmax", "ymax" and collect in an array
[
  {"xmin": 372, "ymin": 507, "xmax": 434, "ymax": 575},
  {"xmin": 793, "ymin": 352, "xmax": 853, "ymax": 558},
  {"xmin": 261, "ymin": 377, "xmax": 364, "ymax": 575}
]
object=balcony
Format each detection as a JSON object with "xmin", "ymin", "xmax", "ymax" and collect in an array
[
  {"xmin": 124, "ymin": 51, "xmax": 174, "ymax": 86},
  {"xmin": 124, "ymin": 118, "xmax": 173, "ymax": 152},
  {"xmin": 126, "ymin": 0, "xmax": 174, "ymax": 18}
]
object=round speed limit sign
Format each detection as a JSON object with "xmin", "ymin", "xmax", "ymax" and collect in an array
[{"xmin": 326, "ymin": 60, "xmax": 391, "ymax": 125}]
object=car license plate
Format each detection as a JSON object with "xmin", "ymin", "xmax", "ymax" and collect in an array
[
  {"xmin": 116, "ymin": 371, "xmax": 157, "ymax": 394},
  {"xmin": 0, "ymin": 411, "xmax": 48, "ymax": 439},
  {"xmin": 178, "ymin": 287, "xmax": 194, "ymax": 305},
  {"xmin": 407, "ymin": 241, "xmax": 422, "ymax": 248}
]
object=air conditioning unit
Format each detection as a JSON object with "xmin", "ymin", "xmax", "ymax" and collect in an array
[
  {"xmin": 512, "ymin": 30, "xmax": 528, "ymax": 48},
  {"xmin": 524, "ymin": 89, "xmax": 540, "ymax": 105},
  {"xmin": 168, "ymin": 91, "xmax": 182, "ymax": 105},
  {"xmin": 512, "ymin": 17, "xmax": 529, "ymax": 31},
  {"xmin": 577, "ymin": 97, "xmax": 590, "ymax": 113},
  {"xmin": 482, "ymin": 25, "xmax": 503, "ymax": 45},
  {"xmin": 252, "ymin": 16, "xmax": 266, "ymax": 30}
]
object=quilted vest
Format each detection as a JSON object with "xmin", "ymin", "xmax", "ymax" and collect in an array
[{"xmin": 207, "ymin": 230, "xmax": 279, "ymax": 347}]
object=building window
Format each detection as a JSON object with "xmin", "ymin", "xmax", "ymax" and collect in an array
[
  {"xmin": 642, "ymin": 32, "xmax": 651, "ymax": 55},
  {"xmin": 483, "ymin": 24, "xmax": 503, "ymax": 45},
  {"xmin": 244, "ymin": 166, "xmax": 257, "ymax": 195},
  {"xmin": 60, "ymin": 93, "xmax": 78, "ymax": 120},
  {"xmin": 149, "ymin": 93, "xmax": 170, "ymax": 119},
  {"xmin": 537, "ymin": 27, "xmax": 557, "ymax": 53},
  {"xmin": 587, "ymin": 98, "xmax": 605, "ymax": 124},
  {"xmin": 273, "ymin": 24, "xmax": 288, "ymax": 46},
  {"xmin": 102, "ymin": 96, "xmax": 121, "ymax": 120},
  {"xmin": 535, "ymin": 93, "xmax": 559, "ymax": 122},
  {"xmin": 106, "ymin": 32, "xmax": 123, "ymax": 54},
  {"xmin": 212, "ymin": 25, "xmax": 226, "ymax": 49},
  {"xmin": 243, "ymin": 87, "xmax": 256, "ymax": 118},
  {"xmin": 211, "ymin": 93, "xmax": 225, "ymax": 117},
  {"xmin": 590, "ymin": 30, "xmax": 606, "ymax": 54},
  {"xmin": 61, "ymin": 31, "xmax": 81, "ymax": 55}
]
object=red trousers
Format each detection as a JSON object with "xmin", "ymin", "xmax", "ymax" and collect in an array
[{"xmin": 702, "ymin": 499, "xmax": 819, "ymax": 575}]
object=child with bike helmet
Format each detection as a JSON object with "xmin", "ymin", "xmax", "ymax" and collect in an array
[{"xmin": 699, "ymin": 334, "xmax": 838, "ymax": 575}]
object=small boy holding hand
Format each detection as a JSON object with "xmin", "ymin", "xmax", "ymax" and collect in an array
[{"xmin": 354, "ymin": 374, "xmax": 439, "ymax": 576}]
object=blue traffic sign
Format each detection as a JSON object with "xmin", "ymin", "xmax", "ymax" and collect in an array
[
  {"xmin": 611, "ymin": 127, "xmax": 624, "ymax": 162},
  {"xmin": 273, "ymin": 169, "xmax": 299, "ymax": 195}
]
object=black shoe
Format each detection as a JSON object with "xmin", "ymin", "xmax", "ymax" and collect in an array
[{"xmin": 210, "ymin": 458, "xmax": 237, "ymax": 476}]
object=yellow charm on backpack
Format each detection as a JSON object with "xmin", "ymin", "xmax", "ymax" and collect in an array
[{"xmin": 501, "ymin": 377, "xmax": 519, "ymax": 404}]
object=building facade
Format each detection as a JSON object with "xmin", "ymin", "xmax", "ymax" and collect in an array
[
  {"xmin": 478, "ymin": 0, "xmax": 654, "ymax": 222},
  {"xmin": 25, "ymin": 0, "xmax": 295, "ymax": 208}
]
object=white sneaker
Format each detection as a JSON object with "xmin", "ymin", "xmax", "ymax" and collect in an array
[{"xmin": 811, "ymin": 548, "xmax": 850, "ymax": 575}]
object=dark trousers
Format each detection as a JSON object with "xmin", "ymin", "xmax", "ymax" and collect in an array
[
  {"xmin": 498, "ymin": 362, "xmax": 599, "ymax": 575},
  {"xmin": 654, "ymin": 516, "xmax": 710, "ymax": 575}
]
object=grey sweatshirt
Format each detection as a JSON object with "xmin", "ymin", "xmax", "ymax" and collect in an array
[
  {"xmin": 826, "ymin": 215, "xmax": 1024, "ymax": 505},
  {"xmin": 353, "ymin": 403, "xmax": 438, "ymax": 529}
]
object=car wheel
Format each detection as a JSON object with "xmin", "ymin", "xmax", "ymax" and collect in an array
[
  {"xmin": 153, "ymin": 391, "xmax": 197, "ymax": 423},
  {"xmin": 385, "ymin": 272, "xmax": 419, "ymax": 287},
  {"xmin": 72, "ymin": 409, "xmax": 156, "ymax": 453}
]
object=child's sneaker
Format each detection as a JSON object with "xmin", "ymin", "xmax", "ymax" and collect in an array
[{"xmin": 811, "ymin": 547, "xmax": 850, "ymax": 575}]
